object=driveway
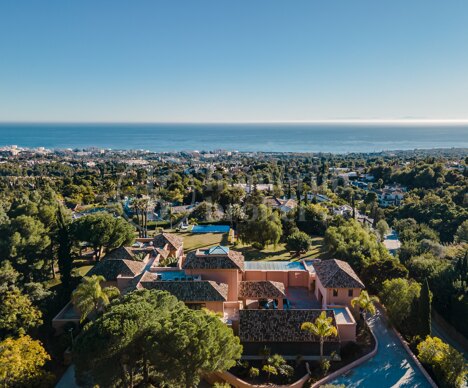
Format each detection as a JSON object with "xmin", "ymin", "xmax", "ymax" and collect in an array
[
  {"xmin": 55, "ymin": 365, "xmax": 79, "ymax": 388},
  {"xmin": 431, "ymin": 319, "xmax": 467, "ymax": 361},
  {"xmin": 329, "ymin": 309, "xmax": 432, "ymax": 387}
]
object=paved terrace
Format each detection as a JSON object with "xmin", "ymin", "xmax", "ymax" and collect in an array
[{"xmin": 286, "ymin": 287, "xmax": 321, "ymax": 309}]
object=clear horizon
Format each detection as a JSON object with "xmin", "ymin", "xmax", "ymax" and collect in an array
[
  {"xmin": 1, "ymin": 1, "xmax": 468, "ymax": 122},
  {"xmin": 2, "ymin": 120, "xmax": 468, "ymax": 125}
]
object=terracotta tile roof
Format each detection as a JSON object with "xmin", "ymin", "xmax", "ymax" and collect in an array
[
  {"xmin": 153, "ymin": 233, "xmax": 183, "ymax": 251},
  {"xmin": 264, "ymin": 197, "xmax": 297, "ymax": 210},
  {"xmin": 103, "ymin": 246, "xmax": 136, "ymax": 261},
  {"xmin": 138, "ymin": 276, "xmax": 228, "ymax": 302},
  {"xmin": 281, "ymin": 199, "xmax": 298, "ymax": 209},
  {"xmin": 183, "ymin": 246, "xmax": 244, "ymax": 270},
  {"xmin": 239, "ymin": 309, "xmax": 339, "ymax": 342},
  {"xmin": 238, "ymin": 281, "xmax": 286, "ymax": 299},
  {"xmin": 264, "ymin": 197, "xmax": 282, "ymax": 207},
  {"xmin": 314, "ymin": 259, "xmax": 365, "ymax": 289},
  {"xmin": 155, "ymin": 247, "xmax": 170, "ymax": 259},
  {"xmin": 87, "ymin": 259, "xmax": 145, "ymax": 281}
]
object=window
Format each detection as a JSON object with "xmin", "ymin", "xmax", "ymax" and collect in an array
[
  {"xmin": 348, "ymin": 289, "xmax": 353, "ymax": 297},
  {"xmin": 333, "ymin": 289, "xmax": 338, "ymax": 297}
]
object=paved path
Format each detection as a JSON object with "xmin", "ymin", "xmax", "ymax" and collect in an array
[
  {"xmin": 55, "ymin": 365, "xmax": 79, "ymax": 388},
  {"xmin": 329, "ymin": 310, "xmax": 432, "ymax": 387},
  {"xmin": 431, "ymin": 319, "xmax": 467, "ymax": 361}
]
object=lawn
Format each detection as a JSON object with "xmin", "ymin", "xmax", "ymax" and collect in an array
[
  {"xmin": 233, "ymin": 236, "xmax": 329, "ymax": 262},
  {"xmin": 175, "ymin": 230, "xmax": 329, "ymax": 262},
  {"xmin": 174, "ymin": 231, "xmax": 229, "ymax": 252},
  {"xmin": 45, "ymin": 263, "xmax": 94, "ymax": 289}
]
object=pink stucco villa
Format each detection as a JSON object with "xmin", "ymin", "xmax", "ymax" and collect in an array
[{"xmin": 53, "ymin": 233, "xmax": 365, "ymax": 358}]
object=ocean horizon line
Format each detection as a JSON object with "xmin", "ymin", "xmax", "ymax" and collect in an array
[{"xmin": 2, "ymin": 119, "xmax": 468, "ymax": 126}]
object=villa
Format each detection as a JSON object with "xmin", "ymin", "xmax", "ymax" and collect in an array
[
  {"xmin": 264, "ymin": 197, "xmax": 298, "ymax": 213},
  {"xmin": 376, "ymin": 185, "xmax": 406, "ymax": 207},
  {"xmin": 234, "ymin": 183, "xmax": 274, "ymax": 194},
  {"xmin": 53, "ymin": 233, "xmax": 365, "ymax": 358}
]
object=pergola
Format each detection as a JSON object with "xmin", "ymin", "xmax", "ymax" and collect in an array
[{"xmin": 238, "ymin": 280, "xmax": 286, "ymax": 309}]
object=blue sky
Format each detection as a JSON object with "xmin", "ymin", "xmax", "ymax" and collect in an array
[{"xmin": 1, "ymin": 1, "xmax": 468, "ymax": 122}]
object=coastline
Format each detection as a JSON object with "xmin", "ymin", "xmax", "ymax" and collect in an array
[{"xmin": 0, "ymin": 123, "xmax": 467, "ymax": 154}]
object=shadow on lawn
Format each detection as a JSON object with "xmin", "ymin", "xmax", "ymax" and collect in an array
[
  {"xmin": 234, "ymin": 245, "xmax": 292, "ymax": 261},
  {"xmin": 234, "ymin": 237, "xmax": 330, "ymax": 262}
]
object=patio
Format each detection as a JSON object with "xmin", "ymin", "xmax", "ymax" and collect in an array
[
  {"xmin": 241, "ymin": 287, "xmax": 320, "ymax": 310},
  {"xmin": 286, "ymin": 287, "xmax": 321, "ymax": 309}
]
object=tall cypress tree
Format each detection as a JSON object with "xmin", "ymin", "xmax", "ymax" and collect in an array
[
  {"xmin": 418, "ymin": 279, "xmax": 432, "ymax": 337},
  {"xmin": 56, "ymin": 206, "xmax": 73, "ymax": 291}
]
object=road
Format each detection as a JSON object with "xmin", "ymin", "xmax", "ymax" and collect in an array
[{"xmin": 431, "ymin": 318, "xmax": 467, "ymax": 361}]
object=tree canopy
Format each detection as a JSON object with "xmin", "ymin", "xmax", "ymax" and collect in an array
[
  {"xmin": 286, "ymin": 231, "xmax": 312, "ymax": 254},
  {"xmin": 74, "ymin": 289, "xmax": 242, "ymax": 387},
  {"xmin": 379, "ymin": 278, "xmax": 421, "ymax": 332},
  {"xmin": 238, "ymin": 204, "xmax": 282, "ymax": 248},
  {"xmin": 71, "ymin": 212, "xmax": 135, "ymax": 261},
  {"xmin": 417, "ymin": 336, "xmax": 467, "ymax": 388},
  {"xmin": 325, "ymin": 219, "xmax": 391, "ymax": 272},
  {"xmin": 0, "ymin": 335, "xmax": 52, "ymax": 387}
]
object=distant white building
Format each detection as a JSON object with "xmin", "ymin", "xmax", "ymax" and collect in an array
[
  {"xmin": 333, "ymin": 205, "xmax": 354, "ymax": 217},
  {"xmin": 376, "ymin": 185, "xmax": 406, "ymax": 207},
  {"xmin": 264, "ymin": 197, "xmax": 297, "ymax": 213},
  {"xmin": 234, "ymin": 183, "xmax": 273, "ymax": 194},
  {"xmin": 306, "ymin": 193, "xmax": 331, "ymax": 203},
  {"xmin": 383, "ymin": 230, "xmax": 401, "ymax": 255}
]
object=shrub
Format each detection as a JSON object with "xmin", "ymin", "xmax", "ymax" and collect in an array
[
  {"xmin": 320, "ymin": 359, "xmax": 330, "ymax": 376},
  {"xmin": 248, "ymin": 367, "xmax": 260, "ymax": 378},
  {"xmin": 417, "ymin": 336, "xmax": 467, "ymax": 387},
  {"xmin": 252, "ymin": 242, "xmax": 264, "ymax": 250}
]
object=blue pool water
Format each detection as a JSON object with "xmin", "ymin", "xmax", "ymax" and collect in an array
[
  {"xmin": 191, "ymin": 225, "xmax": 230, "ymax": 233},
  {"xmin": 329, "ymin": 307, "xmax": 353, "ymax": 324},
  {"xmin": 244, "ymin": 261, "xmax": 306, "ymax": 271},
  {"xmin": 329, "ymin": 309, "xmax": 432, "ymax": 387}
]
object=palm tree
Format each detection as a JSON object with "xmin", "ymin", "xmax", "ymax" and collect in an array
[
  {"xmin": 351, "ymin": 290, "xmax": 379, "ymax": 322},
  {"xmin": 301, "ymin": 311, "xmax": 338, "ymax": 359},
  {"xmin": 72, "ymin": 275, "xmax": 120, "ymax": 322},
  {"xmin": 169, "ymin": 208, "xmax": 177, "ymax": 230}
]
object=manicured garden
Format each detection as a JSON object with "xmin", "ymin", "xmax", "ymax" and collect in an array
[
  {"xmin": 233, "ymin": 236, "xmax": 329, "ymax": 262},
  {"xmin": 174, "ymin": 231, "xmax": 228, "ymax": 251},
  {"xmin": 174, "ymin": 230, "xmax": 329, "ymax": 261}
]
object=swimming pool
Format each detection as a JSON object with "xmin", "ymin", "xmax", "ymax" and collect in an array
[
  {"xmin": 191, "ymin": 225, "xmax": 230, "ymax": 233},
  {"xmin": 244, "ymin": 261, "xmax": 306, "ymax": 271},
  {"xmin": 329, "ymin": 306, "xmax": 354, "ymax": 324}
]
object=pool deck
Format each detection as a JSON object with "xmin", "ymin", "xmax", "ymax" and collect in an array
[{"xmin": 329, "ymin": 309, "xmax": 433, "ymax": 387}]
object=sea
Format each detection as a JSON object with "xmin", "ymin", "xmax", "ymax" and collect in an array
[{"xmin": 0, "ymin": 123, "xmax": 467, "ymax": 154}]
